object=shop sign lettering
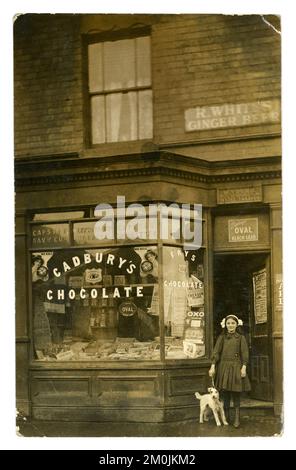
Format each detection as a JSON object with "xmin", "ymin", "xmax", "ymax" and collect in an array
[
  {"xmin": 119, "ymin": 301, "xmax": 138, "ymax": 317},
  {"xmin": 228, "ymin": 218, "xmax": 258, "ymax": 242},
  {"xmin": 185, "ymin": 99, "xmax": 280, "ymax": 132},
  {"xmin": 187, "ymin": 310, "xmax": 204, "ymax": 318},
  {"xmin": 32, "ymin": 224, "xmax": 69, "ymax": 247},
  {"xmin": 275, "ymin": 274, "xmax": 283, "ymax": 311},
  {"xmin": 217, "ymin": 187, "xmax": 262, "ymax": 204},
  {"xmin": 46, "ymin": 286, "xmax": 144, "ymax": 301},
  {"xmin": 73, "ymin": 222, "xmax": 97, "ymax": 245}
]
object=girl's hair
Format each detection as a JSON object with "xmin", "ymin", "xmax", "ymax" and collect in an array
[{"xmin": 225, "ymin": 314, "xmax": 241, "ymax": 324}]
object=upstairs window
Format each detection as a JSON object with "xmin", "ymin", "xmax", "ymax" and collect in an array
[{"xmin": 88, "ymin": 34, "xmax": 153, "ymax": 144}]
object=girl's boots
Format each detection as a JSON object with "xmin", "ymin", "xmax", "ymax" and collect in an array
[{"xmin": 233, "ymin": 407, "xmax": 240, "ymax": 428}]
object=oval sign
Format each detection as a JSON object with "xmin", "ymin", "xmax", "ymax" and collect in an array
[
  {"xmin": 119, "ymin": 301, "xmax": 137, "ymax": 317},
  {"xmin": 140, "ymin": 260, "xmax": 153, "ymax": 273}
]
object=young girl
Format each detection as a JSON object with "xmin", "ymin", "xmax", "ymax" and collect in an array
[{"xmin": 209, "ymin": 314, "xmax": 251, "ymax": 428}]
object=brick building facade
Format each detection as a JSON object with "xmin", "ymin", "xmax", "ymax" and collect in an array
[{"xmin": 14, "ymin": 14, "xmax": 282, "ymax": 427}]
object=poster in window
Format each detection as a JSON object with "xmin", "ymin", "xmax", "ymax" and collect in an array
[
  {"xmin": 253, "ymin": 268, "xmax": 268, "ymax": 324},
  {"xmin": 187, "ymin": 275, "xmax": 204, "ymax": 307}
]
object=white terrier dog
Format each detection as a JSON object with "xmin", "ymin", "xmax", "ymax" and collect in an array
[{"xmin": 195, "ymin": 387, "xmax": 228, "ymax": 427}]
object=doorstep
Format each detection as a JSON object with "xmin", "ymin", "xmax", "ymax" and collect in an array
[{"xmin": 236, "ymin": 398, "xmax": 274, "ymax": 416}]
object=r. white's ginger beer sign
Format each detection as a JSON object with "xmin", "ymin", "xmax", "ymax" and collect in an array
[{"xmin": 185, "ymin": 99, "xmax": 280, "ymax": 132}]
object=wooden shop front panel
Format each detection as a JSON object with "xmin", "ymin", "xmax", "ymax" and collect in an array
[{"xmin": 30, "ymin": 368, "xmax": 165, "ymax": 422}]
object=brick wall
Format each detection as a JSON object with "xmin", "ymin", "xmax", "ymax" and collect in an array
[
  {"xmin": 14, "ymin": 14, "xmax": 83, "ymax": 157},
  {"xmin": 14, "ymin": 14, "xmax": 281, "ymax": 157},
  {"xmin": 152, "ymin": 14, "xmax": 281, "ymax": 145}
]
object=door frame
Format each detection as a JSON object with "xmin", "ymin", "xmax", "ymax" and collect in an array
[{"xmin": 212, "ymin": 249, "xmax": 273, "ymax": 401}]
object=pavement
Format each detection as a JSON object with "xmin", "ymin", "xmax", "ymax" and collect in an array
[{"xmin": 17, "ymin": 412, "xmax": 282, "ymax": 438}]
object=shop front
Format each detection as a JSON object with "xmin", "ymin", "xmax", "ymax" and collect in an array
[
  {"xmin": 15, "ymin": 153, "xmax": 282, "ymax": 422},
  {"xmin": 26, "ymin": 196, "xmax": 209, "ymax": 422}
]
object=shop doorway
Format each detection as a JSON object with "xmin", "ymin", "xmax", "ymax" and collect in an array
[{"xmin": 213, "ymin": 253, "xmax": 272, "ymax": 401}]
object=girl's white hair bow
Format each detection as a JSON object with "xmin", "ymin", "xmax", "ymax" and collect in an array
[{"xmin": 220, "ymin": 315, "xmax": 243, "ymax": 328}]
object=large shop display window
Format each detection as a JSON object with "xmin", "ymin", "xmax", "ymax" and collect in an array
[
  {"xmin": 32, "ymin": 246, "xmax": 160, "ymax": 361},
  {"xmin": 163, "ymin": 247, "xmax": 205, "ymax": 360},
  {"xmin": 30, "ymin": 214, "xmax": 205, "ymax": 362}
]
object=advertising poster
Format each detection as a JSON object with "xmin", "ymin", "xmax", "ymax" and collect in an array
[{"xmin": 253, "ymin": 269, "xmax": 268, "ymax": 324}]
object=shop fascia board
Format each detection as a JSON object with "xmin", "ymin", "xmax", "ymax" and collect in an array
[{"xmin": 15, "ymin": 152, "xmax": 281, "ymax": 188}]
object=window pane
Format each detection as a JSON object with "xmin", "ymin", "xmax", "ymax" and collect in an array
[
  {"xmin": 139, "ymin": 90, "xmax": 153, "ymax": 139},
  {"xmin": 33, "ymin": 212, "xmax": 84, "ymax": 221},
  {"xmin": 106, "ymin": 92, "xmax": 137, "ymax": 142},
  {"xmin": 31, "ymin": 247, "xmax": 160, "ymax": 361},
  {"xmin": 136, "ymin": 36, "xmax": 151, "ymax": 86},
  {"xmin": 91, "ymin": 95, "xmax": 106, "ymax": 144},
  {"xmin": 104, "ymin": 39, "xmax": 135, "ymax": 91},
  {"xmin": 73, "ymin": 221, "xmax": 112, "ymax": 245},
  {"xmin": 31, "ymin": 224, "xmax": 70, "ymax": 248},
  {"xmin": 163, "ymin": 247, "xmax": 205, "ymax": 360},
  {"xmin": 88, "ymin": 43, "xmax": 103, "ymax": 93},
  {"xmin": 160, "ymin": 216, "xmax": 182, "ymax": 243}
]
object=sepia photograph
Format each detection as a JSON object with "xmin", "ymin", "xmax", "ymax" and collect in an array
[{"xmin": 12, "ymin": 10, "xmax": 283, "ymax": 440}]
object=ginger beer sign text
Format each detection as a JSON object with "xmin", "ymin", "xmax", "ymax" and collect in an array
[{"xmin": 185, "ymin": 99, "xmax": 280, "ymax": 132}]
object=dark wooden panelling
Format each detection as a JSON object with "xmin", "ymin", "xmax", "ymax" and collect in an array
[
  {"xmin": 169, "ymin": 374, "xmax": 205, "ymax": 397},
  {"xmin": 16, "ymin": 342, "xmax": 30, "ymax": 415},
  {"xmin": 94, "ymin": 374, "xmax": 161, "ymax": 405},
  {"xmin": 32, "ymin": 405, "xmax": 165, "ymax": 423},
  {"xmin": 95, "ymin": 375, "xmax": 158, "ymax": 394},
  {"xmin": 31, "ymin": 376, "xmax": 91, "ymax": 405},
  {"xmin": 165, "ymin": 368, "xmax": 208, "ymax": 411}
]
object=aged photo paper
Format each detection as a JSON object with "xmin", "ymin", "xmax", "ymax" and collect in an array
[{"xmin": 12, "ymin": 8, "xmax": 285, "ymax": 442}]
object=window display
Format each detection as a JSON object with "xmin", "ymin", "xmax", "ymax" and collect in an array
[
  {"xmin": 163, "ymin": 247, "xmax": 205, "ymax": 359},
  {"xmin": 30, "ymin": 215, "xmax": 206, "ymax": 362},
  {"xmin": 32, "ymin": 246, "xmax": 160, "ymax": 361}
]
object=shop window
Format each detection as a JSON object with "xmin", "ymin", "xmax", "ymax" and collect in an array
[
  {"xmin": 31, "ymin": 246, "xmax": 160, "ymax": 361},
  {"xmin": 88, "ymin": 35, "xmax": 152, "ymax": 144},
  {"xmin": 163, "ymin": 247, "xmax": 205, "ymax": 360},
  {"xmin": 30, "ymin": 208, "xmax": 206, "ymax": 362}
]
